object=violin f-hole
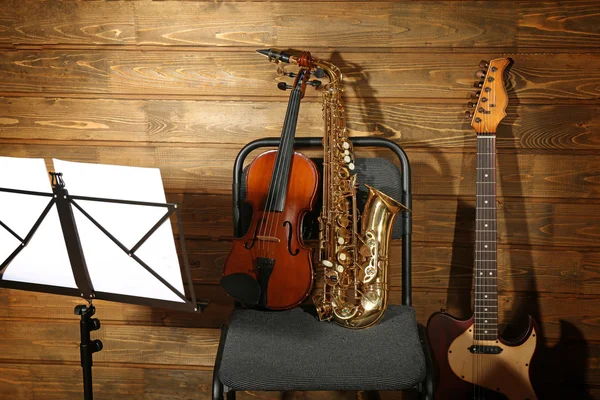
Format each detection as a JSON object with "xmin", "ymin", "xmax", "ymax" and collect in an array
[
  {"xmin": 283, "ymin": 221, "xmax": 299, "ymax": 256},
  {"xmin": 244, "ymin": 217, "xmax": 265, "ymax": 249}
]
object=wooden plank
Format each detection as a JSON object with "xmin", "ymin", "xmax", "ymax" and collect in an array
[
  {"xmin": 182, "ymin": 240, "xmax": 600, "ymax": 295},
  {"xmin": 0, "ymin": 320, "xmax": 219, "ymax": 366},
  {"xmin": 1, "ymin": 51, "xmax": 598, "ymax": 101},
  {"xmin": 0, "ymin": 360, "xmax": 596, "ymax": 400},
  {"xmin": 1, "ymin": 143, "xmax": 599, "ymax": 198},
  {"xmin": 1, "ymin": 97, "xmax": 599, "ymax": 151},
  {"xmin": 0, "ymin": 285, "xmax": 233, "ymax": 328},
  {"xmin": 171, "ymin": 194, "xmax": 600, "ymax": 246},
  {"xmin": 0, "ymin": 363, "xmax": 146, "ymax": 400},
  {"xmin": 3, "ymin": 1, "xmax": 600, "ymax": 49},
  {"xmin": 1, "ymin": 289, "xmax": 598, "ymax": 341}
]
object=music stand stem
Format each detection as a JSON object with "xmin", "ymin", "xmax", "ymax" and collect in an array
[{"xmin": 75, "ymin": 304, "xmax": 102, "ymax": 400}]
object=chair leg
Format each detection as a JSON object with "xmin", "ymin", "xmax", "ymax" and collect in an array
[
  {"xmin": 212, "ymin": 325, "xmax": 229, "ymax": 400},
  {"xmin": 357, "ymin": 390, "xmax": 380, "ymax": 400},
  {"xmin": 418, "ymin": 325, "xmax": 435, "ymax": 400},
  {"xmin": 224, "ymin": 386, "xmax": 236, "ymax": 400}
]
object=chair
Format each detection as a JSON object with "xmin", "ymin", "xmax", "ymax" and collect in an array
[{"xmin": 212, "ymin": 137, "xmax": 434, "ymax": 399}]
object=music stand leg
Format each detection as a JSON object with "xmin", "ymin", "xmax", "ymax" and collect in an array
[{"xmin": 75, "ymin": 304, "xmax": 103, "ymax": 400}]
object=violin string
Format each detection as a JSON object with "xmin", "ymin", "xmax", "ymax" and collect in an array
[
  {"xmin": 262, "ymin": 81, "xmax": 302, "ymax": 259},
  {"xmin": 270, "ymin": 87, "xmax": 303, "ymax": 258},
  {"xmin": 259, "ymin": 87, "xmax": 296, "ymax": 256}
]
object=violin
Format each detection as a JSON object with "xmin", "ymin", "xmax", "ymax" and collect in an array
[{"xmin": 220, "ymin": 50, "xmax": 321, "ymax": 310}]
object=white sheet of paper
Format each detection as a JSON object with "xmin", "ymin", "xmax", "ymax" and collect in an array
[
  {"xmin": 53, "ymin": 159, "xmax": 185, "ymax": 303},
  {"xmin": 0, "ymin": 156, "xmax": 76, "ymax": 288}
]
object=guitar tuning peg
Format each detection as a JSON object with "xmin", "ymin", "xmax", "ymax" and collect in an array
[
  {"xmin": 479, "ymin": 60, "xmax": 489, "ymax": 69},
  {"xmin": 476, "ymin": 70, "xmax": 486, "ymax": 79},
  {"xmin": 277, "ymin": 82, "xmax": 293, "ymax": 91},
  {"xmin": 467, "ymin": 102, "xmax": 476, "ymax": 108},
  {"xmin": 469, "ymin": 91, "xmax": 481, "ymax": 99},
  {"xmin": 473, "ymin": 81, "xmax": 483, "ymax": 88},
  {"xmin": 464, "ymin": 111, "xmax": 473, "ymax": 119}
]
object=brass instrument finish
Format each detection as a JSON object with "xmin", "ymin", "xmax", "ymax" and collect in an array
[{"xmin": 302, "ymin": 54, "xmax": 408, "ymax": 329}]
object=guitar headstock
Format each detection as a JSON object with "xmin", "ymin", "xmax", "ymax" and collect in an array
[{"xmin": 465, "ymin": 58, "xmax": 511, "ymax": 135}]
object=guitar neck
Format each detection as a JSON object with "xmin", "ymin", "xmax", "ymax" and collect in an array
[{"xmin": 474, "ymin": 134, "xmax": 498, "ymax": 341}]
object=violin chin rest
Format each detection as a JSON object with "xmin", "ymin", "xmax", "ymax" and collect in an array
[{"xmin": 220, "ymin": 273, "xmax": 261, "ymax": 306}]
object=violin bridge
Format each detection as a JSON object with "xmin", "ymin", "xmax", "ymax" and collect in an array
[{"xmin": 256, "ymin": 235, "xmax": 281, "ymax": 243}]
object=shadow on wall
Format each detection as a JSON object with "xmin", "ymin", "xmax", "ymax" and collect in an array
[{"xmin": 447, "ymin": 62, "xmax": 592, "ymax": 399}]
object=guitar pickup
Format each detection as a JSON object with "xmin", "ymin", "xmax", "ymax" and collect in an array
[{"xmin": 468, "ymin": 345, "xmax": 503, "ymax": 354}]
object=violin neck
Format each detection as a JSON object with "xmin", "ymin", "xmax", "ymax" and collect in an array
[{"xmin": 266, "ymin": 87, "xmax": 303, "ymax": 212}]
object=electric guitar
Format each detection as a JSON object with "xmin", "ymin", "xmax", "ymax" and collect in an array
[{"xmin": 427, "ymin": 58, "xmax": 539, "ymax": 400}]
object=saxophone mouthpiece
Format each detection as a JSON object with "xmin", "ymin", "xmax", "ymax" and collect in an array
[{"xmin": 256, "ymin": 49, "xmax": 292, "ymax": 64}]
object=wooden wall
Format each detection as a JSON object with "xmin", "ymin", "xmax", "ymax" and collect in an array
[{"xmin": 0, "ymin": 1, "xmax": 599, "ymax": 399}]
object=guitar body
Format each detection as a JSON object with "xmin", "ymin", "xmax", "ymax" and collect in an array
[
  {"xmin": 222, "ymin": 150, "xmax": 317, "ymax": 310},
  {"xmin": 427, "ymin": 312, "xmax": 538, "ymax": 400}
]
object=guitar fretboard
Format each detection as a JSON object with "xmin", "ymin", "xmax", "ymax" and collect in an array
[{"xmin": 474, "ymin": 135, "xmax": 498, "ymax": 341}]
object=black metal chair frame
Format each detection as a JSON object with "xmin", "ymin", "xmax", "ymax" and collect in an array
[{"xmin": 212, "ymin": 137, "xmax": 434, "ymax": 400}]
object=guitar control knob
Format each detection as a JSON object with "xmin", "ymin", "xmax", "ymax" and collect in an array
[
  {"xmin": 464, "ymin": 111, "xmax": 473, "ymax": 119},
  {"xmin": 479, "ymin": 60, "xmax": 489, "ymax": 69}
]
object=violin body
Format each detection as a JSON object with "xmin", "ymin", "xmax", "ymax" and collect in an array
[{"xmin": 222, "ymin": 150, "xmax": 318, "ymax": 310}]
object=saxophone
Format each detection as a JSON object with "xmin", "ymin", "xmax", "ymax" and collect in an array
[
  {"xmin": 256, "ymin": 49, "xmax": 408, "ymax": 329},
  {"xmin": 311, "ymin": 57, "xmax": 408, "ymax": 329}
]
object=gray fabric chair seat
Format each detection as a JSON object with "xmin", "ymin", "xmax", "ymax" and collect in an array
[{"xmin": 218, "ymin": 305, "xmax": 426, "ymax": 391}]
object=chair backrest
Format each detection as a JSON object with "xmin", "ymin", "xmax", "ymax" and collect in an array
[{"xmin": 232, "ymin": 137, "xmax": 413, "ymax": 305}]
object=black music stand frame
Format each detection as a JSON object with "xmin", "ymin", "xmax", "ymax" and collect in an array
[{"xmin": 0, "ymin": 172, "xmax": 208, "ymax": 400}]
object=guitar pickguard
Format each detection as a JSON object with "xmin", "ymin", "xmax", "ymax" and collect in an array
[{"xmin": 448, "ymin": 323, "xmax": 538, "ymax": 400}]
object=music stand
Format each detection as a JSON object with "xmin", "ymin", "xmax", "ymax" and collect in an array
[{"xmin": 0, "ymin": 156, "xmax": 208, "ymax": 400}]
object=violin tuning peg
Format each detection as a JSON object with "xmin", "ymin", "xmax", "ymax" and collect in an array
[
  {"xmin": 277, "ymin": 82, "xmax": 292, "ymax": 91},
  {"xmin": 473, "ymin": 81, "xmax": 483, "ymax": 88},
  {"xmin": 313, "ymin": 68, "xmax": 325, "ymax": 79},
  {"xmin": 476, "ymin": 70, "xmax": 486, "ymax": 79},
  {"xmin": 285, "ymin": 72, "xmax": 297, "ymax": 78},
  {"xmin": 479, "ymin": 60, "xmax": 489, "ymax": 69},
  {"xmin": 464, "ymin": 111, "xmax": 473, "ymax": 120},
  {"xmin": 308, "ymin": 80, "xmax": 322, "ymax": 87}
]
